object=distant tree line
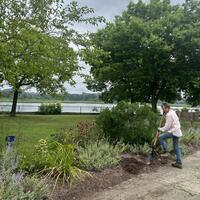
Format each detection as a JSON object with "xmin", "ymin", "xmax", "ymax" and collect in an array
[{"xmin": 0, "ymin": 89, "xmax": 100, "ymax": 102}]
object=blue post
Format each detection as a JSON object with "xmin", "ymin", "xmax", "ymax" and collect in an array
[{"xmin": 6, "ymin": 136, "xmax": 16, "ymax": 152}]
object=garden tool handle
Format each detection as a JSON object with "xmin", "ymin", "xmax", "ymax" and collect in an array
[
  {"xmin": 152, "ymin": 113, "xmax": 165, "ymax": 146},
  {"xmin": 153, "ymin": 131, "xmax": 160, "ymax": 146},
  {"xmin": 158, "ymin": 112, "xmax": 165, "ymax": 127}
]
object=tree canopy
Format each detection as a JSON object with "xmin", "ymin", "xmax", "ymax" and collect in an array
[
  {"xmin": 0, "ymin": 0, "xmax": 104, "ymax": 116},
  {"xmin": 82, "ymin": 0, "xmax": 200, "ymax": 111}
]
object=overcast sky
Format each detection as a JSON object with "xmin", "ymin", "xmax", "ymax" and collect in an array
[{"xmin": 66, "ymin": 0, "xmax": 184, "ymax": 94}]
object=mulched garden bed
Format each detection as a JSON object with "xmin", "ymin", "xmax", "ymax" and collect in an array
[
  {"xmin": 51, "ymin": 143, "xmax": 200, "ymax": 200},
  {"xmin": 51, "ymin": 154, "xmax": 167, "ymax": 200}
]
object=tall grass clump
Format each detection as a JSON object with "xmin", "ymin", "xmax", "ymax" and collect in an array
[{"xmin": 19, "ymin": 139, "xmax": 83, "ymax": 186}]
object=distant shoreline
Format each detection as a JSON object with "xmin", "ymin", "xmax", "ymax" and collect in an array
[
  {"xmin": 0, "ymin": 98, "xmax": 104, "ymax": 104},
  {"xmin": 0, "ymin": 101, "xmax": 114, "ymax": 113},
  {"xmin": 0, "ymin": 98, "xmax": 192, "ymax": 107}
]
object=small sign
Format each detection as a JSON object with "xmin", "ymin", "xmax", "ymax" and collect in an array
[{"xmin": 5, "ymin": 136, "xmax": 16, "ymax": 143}]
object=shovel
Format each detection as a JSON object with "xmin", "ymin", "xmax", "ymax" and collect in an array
[{"xmin": 146, "ymin": 113, "xmax": 165, "ymax": 165}]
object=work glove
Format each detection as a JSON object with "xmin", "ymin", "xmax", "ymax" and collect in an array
[{"xmin": 157, "ymin": 127, "xmax": 163, "ymax": 132}]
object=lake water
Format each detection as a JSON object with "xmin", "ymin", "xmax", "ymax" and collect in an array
[
  {"xmin": 0, "ymin": 102, "xmax": 198, "ymax": 114},
  {"xmin": 0, "ymin": 102, "xmax": 114, "ymax": 113}
]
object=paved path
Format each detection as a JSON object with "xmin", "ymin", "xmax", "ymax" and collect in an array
[{"xmin": 84, "ymin": 151, "xmax": 200, "ymax": 200}]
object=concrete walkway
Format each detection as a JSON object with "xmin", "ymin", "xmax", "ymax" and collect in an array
[{"xmin": 84, "ymin": 151, "xmax": 200, "ymax": 200}]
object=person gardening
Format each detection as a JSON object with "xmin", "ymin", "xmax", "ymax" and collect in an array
[{"xmin": 158, "ymin": 103, "xmax": 183, "ymax": 169}]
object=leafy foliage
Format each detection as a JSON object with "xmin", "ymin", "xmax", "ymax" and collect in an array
[
  {"xmin": 19, "ymin": 120, "xmax": 123, "ymax": 176},
  {"xmin": 19, "ymin": 139, "xmax": 83, "ymax": 186},
  {"xmin": 0, "ymin": 151, "xmax": 49, "ymax": 200},
  {"xmin": 38, "ymin": 103, "xmax": 62, "ymax": 115},
  {"xmin": 97, "ymin": 101, "xmax": 158, "ymax": 145},
  {"xmin": 50, "ymin": 121, "xmax": 101, "ymax": 148},
  {"xmin": 75, "ymin": 140, "xmax": 125, "ymax": 171},
  {"xmin": 181, "ymin": 107, "xmax": 189, "ymax": 112},
  {"xmin": 124, "ymin": 143, "xmax": 151, "ymax": 156}
]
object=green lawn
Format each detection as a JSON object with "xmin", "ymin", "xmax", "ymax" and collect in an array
[{"xmin": 0, "ymin": 114, "xmax": 96, "ymax": 154}]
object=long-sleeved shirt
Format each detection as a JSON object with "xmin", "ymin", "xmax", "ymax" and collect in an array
[{"xmin": 160, "ymin": 109, "xmax": 182, "ymax": 137}]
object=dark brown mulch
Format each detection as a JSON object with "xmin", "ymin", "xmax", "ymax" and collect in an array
[
  {"xmin": 51, "ymin": 165, "xmax": 131, "ymax": 200},
  {"xmin": 51, "ymin": 154, "xmax": 165, "ymax": 200},
  {"xmin": 120, "ymin": 154, "xmax": 147, "ymax": 174}
]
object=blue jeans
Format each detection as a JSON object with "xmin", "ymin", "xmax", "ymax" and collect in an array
[{"xmin": 159, "ymin": 132, "xmax": 182, "ymax": 164}]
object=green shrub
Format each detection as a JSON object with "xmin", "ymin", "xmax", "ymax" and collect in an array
[
  {"xmin": 19, "ymin": 139, "xmax": 83, "ymax": 185},
  {"xmin": 124, "ymin": 143, "xmax": 151, "ymax": 156},
  {"xmin": 75, "ymin": 121, "xmax": 103, "ymax": 147},
  {"xmin": 38, "ymin": 103, "xmax": 61, "ymax": 114},
  {"xmin": 0, "ymin": 151, "xmax": 49, "ymax": 200},
  {"xmin": 20, "ymin": 122, "xmax": 103, "ymax": 185},
  {"xmin": 97, "ymin": 101, "xmax": 158, "ymax": 145},
  {"xmin": 49, "ymin": 123, "xmax": 122, "ymax": 171},
  {"xmin": 50, "ymin": 128, "xmax": 78, "ymax": 146},
  {"xmin": 75, "ymin": 140, "xmax": 125, "ymax": 171},
  {"xmin": 50, "ymin": 121, "xmax": 101, "ymax": 148},
  {"xmin": 181, "ymin": 107, "xmax": 189, "ymax": 112}
]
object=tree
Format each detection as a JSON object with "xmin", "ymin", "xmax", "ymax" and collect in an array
[
  {"xmin": 82, "ymin": 0, "xmax": 200, "ymax": 111},
  {"xmin": 173, "ymin": 0, "xmax": 200, "ymax": 106},
  {"xmin": 0, "ymin": 0, "xmax": 104, "ymax": 116}
]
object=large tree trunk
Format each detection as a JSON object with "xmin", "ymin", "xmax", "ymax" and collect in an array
[
  {"xmin": 151, "ymin": 96, "xmax": 158, "ymax": 113},
  {"xmin": 10, "ymin": 89, "xmax": 19, "ymax": 117}
]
